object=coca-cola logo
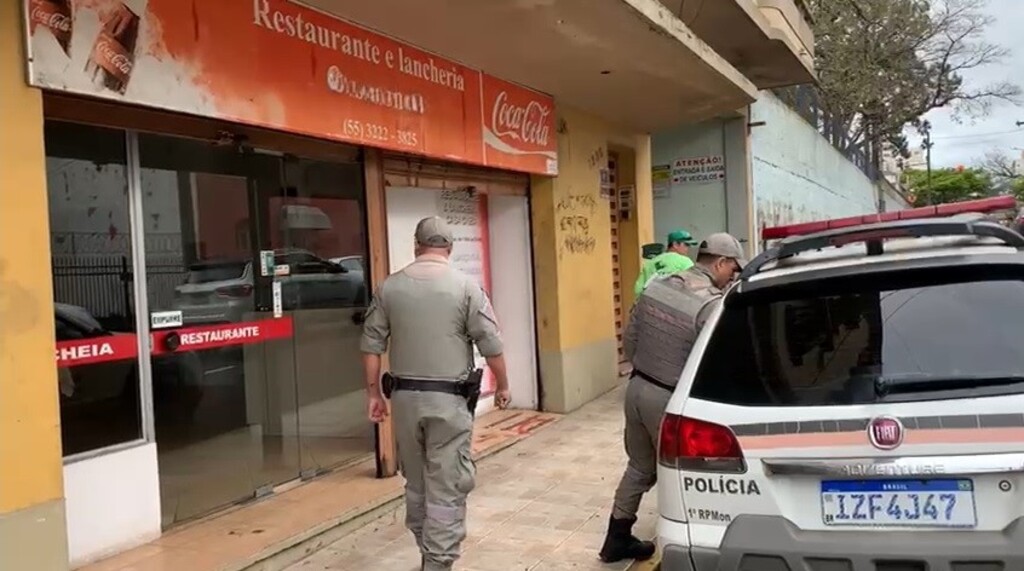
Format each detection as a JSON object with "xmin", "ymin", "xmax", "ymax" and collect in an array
[
  {"xmin": 97, "ymin": 39, "xmax": 133, "ymax": 76},
  {"xmin": 490, "ymin": 91, "xmax": 551, "ymax": 148},
  {"xmin": 30, "ymin": 5, "xmax": 71, "ymax": 33}
]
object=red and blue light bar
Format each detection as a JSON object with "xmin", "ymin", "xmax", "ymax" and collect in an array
[{"xmin": 761, "ymin": 196, "xmax": 1018, "ymax": 241}]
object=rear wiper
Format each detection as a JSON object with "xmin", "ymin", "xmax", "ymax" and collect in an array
[{"xmin": 875, "ymin": 374, "xmax": 1024, "ymax": 396}]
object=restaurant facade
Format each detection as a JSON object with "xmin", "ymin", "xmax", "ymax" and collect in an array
[{"xmin": 1, "ymin": 0, "xmax": 813, "ymax": 567}]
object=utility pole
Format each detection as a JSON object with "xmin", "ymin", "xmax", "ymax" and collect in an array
[{"xmin": 920, "ymin": 120, "xmax": 934, "ymax": 205}]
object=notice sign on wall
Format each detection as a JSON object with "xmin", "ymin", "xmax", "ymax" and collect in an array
[{"xmin": 672, "ymin": 156, "xmax": 726, "ymax": 185}]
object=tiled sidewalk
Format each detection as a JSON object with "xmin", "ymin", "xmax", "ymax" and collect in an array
[{"xmin": 287, "ymin": 385, "xmax": 657, "ymax": 571}]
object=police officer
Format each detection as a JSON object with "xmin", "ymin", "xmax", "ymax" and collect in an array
[
  {"xmin": 360, "ymin": 216, "xmax": 510, "ymax": 571},
  {"xmin": 600, "ymin": 232, "xmax": 746, "ymax": 563}
]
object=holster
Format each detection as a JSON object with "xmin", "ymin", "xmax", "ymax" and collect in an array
[
  {"xmin": 381, "ymin": 372, "xmax": 395, "ymax": 399},
  {"xmin": 459, "ymin": 369, "xmax": 484, "ymax": 415}
]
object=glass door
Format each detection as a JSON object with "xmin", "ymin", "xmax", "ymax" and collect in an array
[
  {"xmin": 136, "ymin": 133, "xmax": 302, "ymax": 527},
  {"xmin": 276, "ymin": 156, "xmax": 374, "ymax": 478}
]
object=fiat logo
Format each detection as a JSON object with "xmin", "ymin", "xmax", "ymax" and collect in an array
[{"xmin": 868, "ymin": 416, "xmax": 904, "ymax": 450}]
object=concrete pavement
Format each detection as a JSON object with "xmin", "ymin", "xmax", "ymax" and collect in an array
[{"xmin": 286, "ymin": 384, "xmax": 658, "ymax": 571}]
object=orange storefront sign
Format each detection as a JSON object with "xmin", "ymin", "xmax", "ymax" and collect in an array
[{"xmin": 25, "ymin": 0, "xmax": 558, "ymax": 175}]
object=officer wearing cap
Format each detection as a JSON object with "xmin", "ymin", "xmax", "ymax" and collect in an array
[
  {"xmin": 361, "ymin": 216, "xmax": 510, "ymax": 571},
  {"xmin": 600, "ymin": 232, "xmax": 746, "ymax": 564},
  {"xmin": 633, "ymin": 229, "xmax": 699, "ymax": 295}
]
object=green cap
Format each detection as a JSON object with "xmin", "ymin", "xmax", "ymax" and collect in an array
[{"xmin": 666, "ymin": 229, "xmax": 698, "ymax": 246}]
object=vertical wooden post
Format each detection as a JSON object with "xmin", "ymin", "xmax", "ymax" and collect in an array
[{"xmin": 364, "ymin": 148, "xmax": 398, "ymax": 477}]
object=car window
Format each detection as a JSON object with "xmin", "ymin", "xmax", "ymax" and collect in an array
[
  {"xmin": 186, "ymin": 261, "xmax": 246, "ymax": 283},
  {"xmin": 55, "ymin": 316, "xmax": 85, "ymax": 341},
  {"xmin": 338, "ymin": 258, "xmax": 363, "ymax": 272},
  {"xmin": 690, "ymin": 275, "xmax": 1024, "ymax": 406}
]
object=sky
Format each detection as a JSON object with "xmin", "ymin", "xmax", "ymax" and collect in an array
[{"xmin": 908, "ymin": 0, "xmax": 1024, "ymax": 168}]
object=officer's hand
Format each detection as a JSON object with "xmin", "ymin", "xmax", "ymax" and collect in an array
[
  {"xmin": 495, "ymin": 388, "xmax": 511, "ymax": 410},
  {"xmin": 367, "ymin": 395, "xmax": 388, "ymax": 423}
]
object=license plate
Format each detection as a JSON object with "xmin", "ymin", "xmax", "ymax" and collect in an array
[{"xmin": 821, "ymin": 479, "xmax": 976, "ymax": 528}]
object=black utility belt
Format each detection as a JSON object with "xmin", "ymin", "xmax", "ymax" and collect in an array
[
  {"xmin": 631, "ymin": 370, "xmax": 675, "ymax": 392},
  {"xmin": 381, "ymin": 370, "xmax": 485, "ymax": 415},
  {"xmin": 392, "ymin": 378, "xmax": 463, "ymax": 396}
]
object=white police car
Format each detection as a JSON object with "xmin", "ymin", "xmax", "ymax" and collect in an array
[{"xmin": 657, "ymin": 196, "xmax": 1024, "ymax": 569}]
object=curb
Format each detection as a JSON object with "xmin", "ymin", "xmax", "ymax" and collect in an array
[{"xmin": 238, "ymin": 417, "xmax": 558, "ymax": 571}]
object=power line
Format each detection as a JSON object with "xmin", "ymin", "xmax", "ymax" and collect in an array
[{"xmin": 932, "ymin": 128, "xmax": 1023, "ymax": 141}]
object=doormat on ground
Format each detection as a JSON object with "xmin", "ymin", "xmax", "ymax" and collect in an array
[{"xmin": 471, "ymin": 409, "xmax": 561, "ymax": 458}]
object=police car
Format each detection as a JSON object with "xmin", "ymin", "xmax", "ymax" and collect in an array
[{"xmin": 656, "ymin": 195, "xmax": 1024, "ymax": 569}]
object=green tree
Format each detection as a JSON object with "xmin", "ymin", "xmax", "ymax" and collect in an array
[
  {"xmin": 806, "ymin": 0, "xmax": 1020, "ymax": 155},
  {"xmin": 903, "ymin": 167, "xmax": 996, "ymax": 206}
]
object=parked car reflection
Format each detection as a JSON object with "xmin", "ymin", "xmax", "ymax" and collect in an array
[
  {"xmin": 55, "ymin": 303, "xmax": 204, "ymax": 455},
  {"xmin": 172, "ymin": 249, "xmax": 365, "ymax": 326}
]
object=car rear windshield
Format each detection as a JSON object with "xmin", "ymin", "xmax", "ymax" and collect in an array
[
  {"xmin": 690, "ymin": 273, "xmax": 1024, "ymax": 406},
  {"xmin": 186, "ymin": 262, "xmax": 246, "ymax": 284}
]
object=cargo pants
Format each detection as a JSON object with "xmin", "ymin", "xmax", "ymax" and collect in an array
[
  {"xmin": 612, "ymin": 375, "xmax": 673, "ymax": 520},
  {"xmin": 393, "ymin": 389, "xmax": 476, "ymax": 571}
]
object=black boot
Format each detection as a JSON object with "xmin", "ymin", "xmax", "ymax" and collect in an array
[{"xmin": 598, "ymin": 515, "xmax": 656, "ymax": 563}]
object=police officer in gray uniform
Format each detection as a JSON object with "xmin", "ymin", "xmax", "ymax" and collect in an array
[
  {"xmin": 599, "ymin": 232, "xmax": 746, "ymax": 563},
  {"xmin": 361, "ymin": 216, "xmax": 511, "ymax": 571}
]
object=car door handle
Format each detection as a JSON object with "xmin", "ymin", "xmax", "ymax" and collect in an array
[{"xmin": 351, "ymin": 311, "xmax": 365, "ymax": 325}]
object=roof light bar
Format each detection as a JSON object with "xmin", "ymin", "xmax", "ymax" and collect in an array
[{"xmin": 761, "ymin": 196, "xmax": 1017, "ymax": 241}]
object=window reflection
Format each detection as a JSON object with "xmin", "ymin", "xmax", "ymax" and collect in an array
[{"xmin": 45, "ymin": 121, "xmax": 142, "ymax": 456}]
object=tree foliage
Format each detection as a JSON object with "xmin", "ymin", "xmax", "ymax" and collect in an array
[
  {"xmin": 903, "ymin": 167, "xmax": 996, "ymax": 205},
  {"xmin": 806, "ymin": 0, "xmax": 1020, "ymax": 154},
  {"xmin": 979, "ymin": 150, "xmax": 1024, "ymax": 200}
]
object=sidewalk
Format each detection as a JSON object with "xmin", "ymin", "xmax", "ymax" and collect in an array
[{"xmin": 286, "ymin": 385, "xmax": 657, "ymax": 571}]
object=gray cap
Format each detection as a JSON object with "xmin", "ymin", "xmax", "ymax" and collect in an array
[
  {"xmin": 415, "ymin": 216, "xmax": 454, "ymax": 248},
  {"xmin": 699, "ymin": 232, "xmax": 748, "ymax": 268}
]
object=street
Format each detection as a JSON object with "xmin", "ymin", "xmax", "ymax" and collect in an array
[{"xmin": 286, "ymin": 384, "xmax": 657, "ymax": 571}]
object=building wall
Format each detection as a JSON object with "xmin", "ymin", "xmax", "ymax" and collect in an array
[
  {"xmin": 0, "ymin": 1, "xmax": 70, "ymax": 569},
  {"xmin": 530, "ymin": 104, "xmax": 653, "ymax": 414},
  {"xmin": 750, "ymin": 92, "xmax": 879, "ymax": 240},
  {"xmin": 650, "ymin": 113, "xmax": 753, "ymax": 253}
]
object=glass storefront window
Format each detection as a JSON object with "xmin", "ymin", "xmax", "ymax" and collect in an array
[{"xmin": 45, "ymin": 121, "xmax": 142, "ymax": 457}]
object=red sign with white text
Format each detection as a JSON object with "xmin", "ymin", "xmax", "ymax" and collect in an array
[
  {"xmin": 56, "ymin": 334, "xmax": 138, "ymax": 368},
  {"xmin": 150, "ymin": 317, "xmax": 294, "ymax": 355},
  {"xmin": 55, "ymin": 317, "xmax": 294, "ymax": 367},
  {"xmin": 24, "ymin": 0, "xmax": 558, "ymax": 175}
]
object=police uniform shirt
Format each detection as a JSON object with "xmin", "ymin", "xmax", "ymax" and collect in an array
[{"xmin": 360, "ymin": 254, "xmax": 503, "ymax": 381}]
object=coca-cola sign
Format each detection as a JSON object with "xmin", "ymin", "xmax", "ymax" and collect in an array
[
  {"xmin": 491, "ymin": 91, "xmax": 551, "ymax": 147},
  {"xmin": 30, "ymin": 5, "xmax": 71, "ymax": 33},
  {"xmin": 95, "ymin": 35, "xmax": 134, "ymax": 78},
  {"xmin": 482, "ymin": 76, "xmax": 558, "ymax": 174}
]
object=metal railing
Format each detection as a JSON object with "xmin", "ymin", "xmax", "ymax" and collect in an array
[
  {"xmin": 52, "ymin": 253, "xmax": 189, "ymax": 324},
  {"xmin": 772, "ymin": 85, "xmax": 879, "ymax": 181}
]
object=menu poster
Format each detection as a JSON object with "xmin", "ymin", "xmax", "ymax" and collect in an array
[{"xmin": 438, "ymin": 190, "xmax": 496, "ymax": 395}]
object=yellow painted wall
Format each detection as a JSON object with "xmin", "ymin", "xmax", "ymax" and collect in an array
[
  {"xmin": 530, "ymin": 104, "xmax": 653, "ymax": 412},
  {"xmin": 0, "ymin": 0, "xmax": 65, "ymax": 515}
]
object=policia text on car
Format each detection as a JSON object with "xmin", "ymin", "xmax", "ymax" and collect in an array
[
  {"xmin": 360, "ymin": 216, "xmax": 510, "ymax": 571},
  {"xmin": 600, "ymin": 233, "xmax": 747, "ymax": 564}
]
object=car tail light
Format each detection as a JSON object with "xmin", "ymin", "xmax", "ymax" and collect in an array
[
  {"xmin": 659, "ymin": 414, "xmax": 746, "ymax": 473},
  {"xmin": 215, "ymin": 284, "xmax": 253, "ymax": 298}
]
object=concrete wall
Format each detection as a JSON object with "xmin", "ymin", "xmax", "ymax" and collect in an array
[
  {"xmin": 878, "ymin": 178, "xmax": 912, "ymax": 212},
  {"xmin": 530, "ymin": 104, "xmax": 653, "ymax": 414},
  {"xmin": 750, "ymin": 92, "xmax": 879, "ymax": 241},
  {"xmin": 0, "ymin": 1, "xmax": 70, "ymax": 568},
  {"xmin": 650, "ymin": 113, "xmax": 753, "ymax": 253}
]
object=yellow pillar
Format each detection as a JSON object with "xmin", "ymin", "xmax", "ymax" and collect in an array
[
  {"xmin": 0, "ymin": 2, "xmax": 70, "ymax": 569},
  {"xmin": 530, "ymin": 104, "xmax": 653, "ymax": 413}
]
